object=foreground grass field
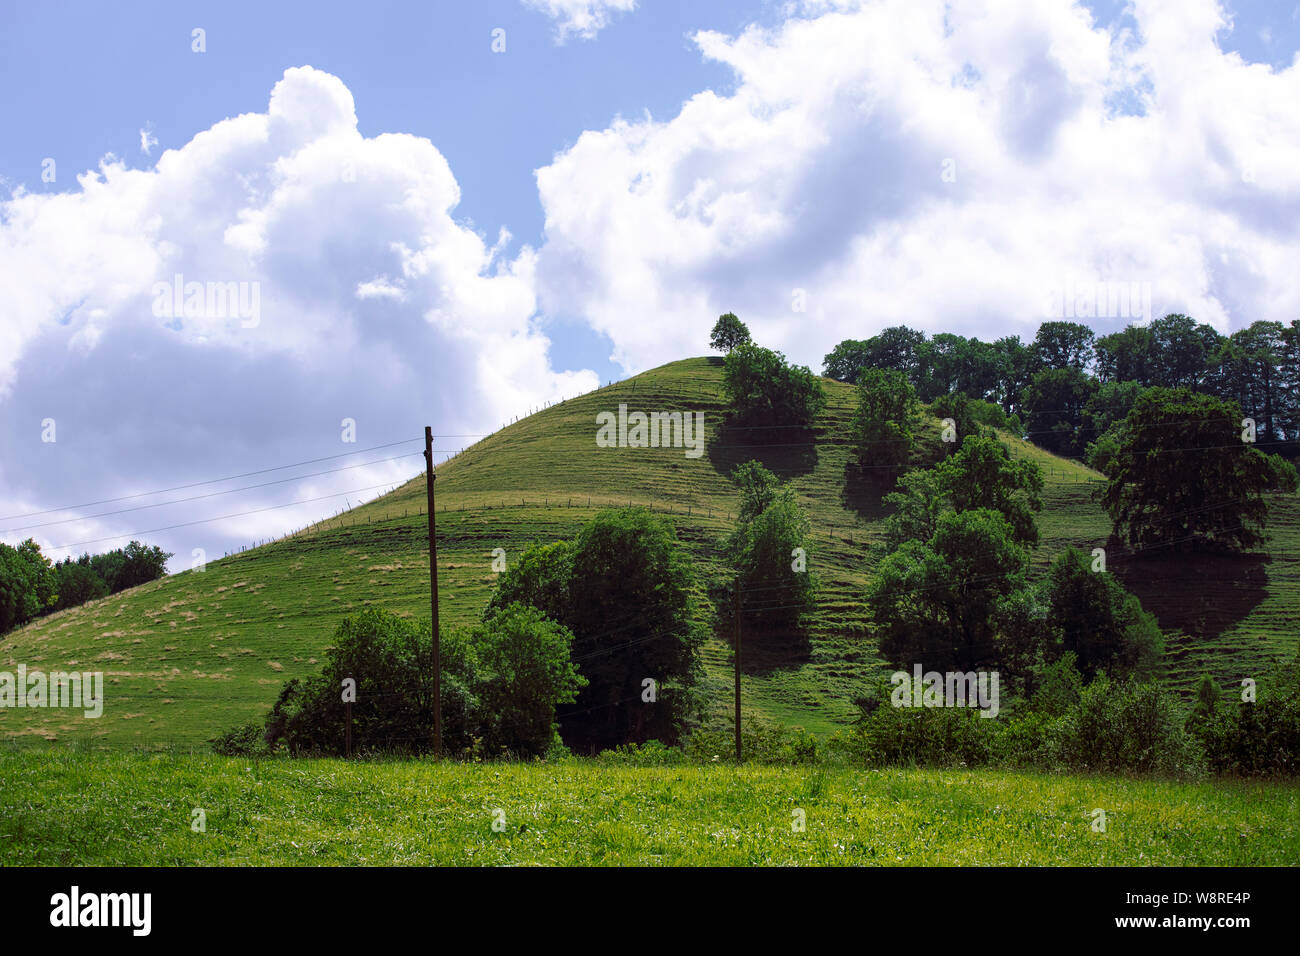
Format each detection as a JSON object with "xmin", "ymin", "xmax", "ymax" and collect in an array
[{"xmin": 1, "ymin": 752, "xmax": 1295, "ymax": 865}]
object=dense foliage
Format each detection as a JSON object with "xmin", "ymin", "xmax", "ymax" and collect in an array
[
  {"xmin": 229, "ymin": 605, "xmax": 584, "ymax": 758},
  {"xmin": 708, "ymin": 311, "xmax": 751, "ymax": 353},
  {"xmin": 823, "ymin": 314, "xmax": 1300, "ymax": 453},
  {"xmin": 851, "ymin": 368, "xmax": 917, "ymax": 482},
  {"xmin": 489, "ymin": 508, "xmax": 705, "ymax": 752},
  {"xmin": 1100, "ymin": 388, "xmax": 1299, "ymax": 552},
  {"xmin": 722, "ymin": 343, "xmax": 826, "ymax": 434},
  {"xmin": 1, "ymin": 539, "xmax": 171, "ymax": 636},
  {"xmin": 724, "ymin": 461, "xmax": 816, "ymax": 633}
]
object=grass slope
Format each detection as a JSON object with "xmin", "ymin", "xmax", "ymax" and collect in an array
[
  {"xmin": 3, "ymin": 357, "xmax": 1297, "ymax": 746},
  {"xmin": 2, "ymin": 752, "xmax": 1295, "ymax": 865}
]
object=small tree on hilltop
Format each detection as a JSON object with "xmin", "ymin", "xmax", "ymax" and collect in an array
[{"xmin": 710, "ymin": 312, "xmax": 752, "ymax": 354}]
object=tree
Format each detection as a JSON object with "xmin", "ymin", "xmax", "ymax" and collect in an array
[
  {"xmin": 115, "ymin": 541, "xmax": 172, "ymax": 591},
  {"xmin": 722, "ymin": 343, "xmax": 826, "ymax": 433},
  {"xmin": 1101, "ymin": 387, "xmax": 1299, "ymax": 552},
  {"xmin": 916, "ymin": 332, "xmax": 973, "ymax": 401},
  {"xmin": 471, "ymin": 603, "xmax": 586, "ymax": 756},
  {"xmin": 0, "ymin": 539, "xmax": 56, "ymax": 634},
  {"xmin": 729, "ymin": 460, "xmax": 782, "ymax": 523},
  {"xmin": 868, "ymin": 509, "xmax": 1029, "ymax": 671},
  {"xmin": 1081, "ymin": 380, "xmax": 1145, "ymax": 446},
  {"xmin": 822, "ymin": 339, "xmax": 871, "ymax": 384},
  {"xmin": 991, "ymin": 335, "xmax": 1034, "ymax": 414},
  {"xmin": 1216, "ymin": 321, "xmax": 1286, "ymax": 442},
  {"xmin": 929, "ymin": 391, "xmax": 979, "ymax": 455},
  {"xmin": 851, "ymin": 368, "xmax": 917, "ymax": 482},
  {"xmin": 883, "ymin": 433, "xmax": 1043, "ymax": 548},
  {"xmin": 53, "ymin": 562, "xmax": 110, "ymax": 612},
  {"xmin": 1020, "ymin": 366, "xmax": 1099, "ymax": 458},
  {"xmin": 487, "ymin": 540, "xmax": 572, "ymax": 623},
  {"xmin": 725, "ymin": 462, "xmax": 815, "ymax": 633},
  {"xmin": 1147, "ymin": 313, "xmax": 1222, "ymax": 389},
  {"xmin": 1095, "ymin": 325, "xmax": 1153, "ymax": 384},
  {"xmin": 1033, "ymin": 321, "xmax": 1095, "ymax": 372},
  {"xmin": 1080, "ymin": 380, "xmax": 1145, "ymax": 470},
  {"xmin": 489, "ymin": 509, "xmax": 703, "ymax": 751},
  {"xmin": 1279, "ymin": 320, "xmax": 1300, "ymax": 440},
  {"xmin": 1043, "ymin": 548, "xmax": 1162, "ymax": 680},
  {"xmin": 709, "ymin": 312, "xmax": 751, "ymax": 354},
  {"xmin": 823, "ymin": 327, "xmax": 926, "ymax": 385}
]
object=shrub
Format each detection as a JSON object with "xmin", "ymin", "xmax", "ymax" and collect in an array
[
  {"xmin": 1191, "ymin": 654, "xmax": 1300, "ymax": 776},
  {"xmin": 212, "ymin": 720, "xmax": 269, "ymax": 757},
  {"xmin": 595, "ymin": 740, "xmax": 686, "ymax": 767},
  {"xmin": 249, "ymin": 606, "xmax": 579, "ymax": 758},
  {"xmin": 1040, "ymin": 677, "xmax": 1203, "ymax": 777},
  {"xmin": 834, "ymin": 695, "xmax": 999, "ymax": 768},
  {"xmin": 685, "ymin": 716, "xmax": 820, "ymax": 765}
]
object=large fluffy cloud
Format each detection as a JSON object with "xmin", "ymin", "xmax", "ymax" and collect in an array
[
  {"xmin": 0, "ymin": 66, "xmax": 595, "ymax": 565},
  {"xmin": 533, "ymin": 0, "xmax": 1300, "ymax": 373}
]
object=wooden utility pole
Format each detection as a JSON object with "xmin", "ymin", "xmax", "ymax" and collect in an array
[
  {"xmin": 734, "ymin": 577, "xmax": 742, "ymax": 763},
  {"xmin": 424, "ymin": 426, "xmax": 442, "ymax": 756}
]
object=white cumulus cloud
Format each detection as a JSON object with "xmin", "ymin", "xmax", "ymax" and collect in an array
[
  {"xmin": 532, "ymin": 0, "xmax": 1300, "ymax": 374},
  {"xmin": 0, "ymin": 65, "xmax": 596, "ymax": 565}
]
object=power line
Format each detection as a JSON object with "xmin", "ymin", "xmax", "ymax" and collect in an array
[
  {"xmin": 0, "ymin": 438, "xmax": 424, "ymax": 523},
  {"xmin": 42, "ymin": 480, "xmax": 402, "ymax": 552},
  {"xmin": 1, "ymin": 452, "xmax": 422, "ymax": 536}
]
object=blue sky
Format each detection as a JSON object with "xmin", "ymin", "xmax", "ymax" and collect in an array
[
  {"xmin": 1, "ymin": 0, "xmax": 778, "ymax": 378},
  {"xmin": 1, "ymin": 0, "xmax": 1298, "ymax": 568}
]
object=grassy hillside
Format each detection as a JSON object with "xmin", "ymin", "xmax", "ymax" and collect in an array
[
  {"xmin": 3, "ymin": 357, "xmax": 1298, "ymax": 746},
  {"xmin": 3, "ymin": 752, "xmax": 1296, "ymax": 865}
]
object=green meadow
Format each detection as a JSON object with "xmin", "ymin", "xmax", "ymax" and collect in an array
[{"xmin": 1, "ymin": 751, "xmax": 1295, "ymax": 866}]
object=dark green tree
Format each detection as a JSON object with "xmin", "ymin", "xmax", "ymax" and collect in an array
[
  {"xmin": 867, "ymin": 509, "xmax": 1029, "ymax": 670},
  {"xmin": 1033, "ymin": 320, "xmax": 1095, "ymax": 371},
  {"xmin": 1020, "ymin": 366, "xmax": 1099, "ymax": 458},
  {"xmin": 490, "ymin": 509, "xmax": 704, "ymax": 751},
  {"xmin": 722, "ymin": 343, "xmax": 826, "ymax": 433},
  {"xmin": 852, "ymin": 368, "xmax": 917, "ymax": 482},
  {"xmin": 1043, "ymin": 548, "xmax": 1163, "ymax": 679},
  {"xmin": 725, "ymin": 462, "xmax": 815, "ymax": 634},
  {"xmin": 709, "ymin": 312, "xmax": 752, "ymax": 354},
  {"xmin": 1101, "ymin": 387, "xmax": 1299, "ymax": 552}
]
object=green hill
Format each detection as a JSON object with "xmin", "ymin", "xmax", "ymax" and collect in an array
[{"xmin": 4, "ymin": 356, "xmax": 1298, "ymax": 747}]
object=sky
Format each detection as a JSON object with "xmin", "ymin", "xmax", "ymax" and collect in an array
[{"xmin": 1, "ymin": 0, "xmax": 1298, "ymax": 570}]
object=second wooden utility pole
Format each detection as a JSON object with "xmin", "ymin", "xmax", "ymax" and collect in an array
[
  {"xmin": 425, "ymin": 426, "xmax": 442, "ymax": 756},
  {"xmin": 734, "ymin": 577, "xmax": 742, "ymax": 763}
]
